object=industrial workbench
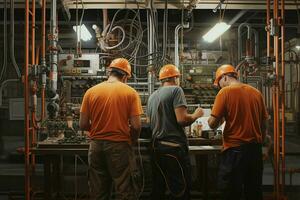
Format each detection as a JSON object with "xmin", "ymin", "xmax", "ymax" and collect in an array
[{"xmin": 31, "ymin": 138, "xmax": 222, "ymax": 200}]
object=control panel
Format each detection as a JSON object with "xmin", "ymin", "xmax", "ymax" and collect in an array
[{"xmin": 58, "ymin": 53, "xmax": 106, "ymax": 76}]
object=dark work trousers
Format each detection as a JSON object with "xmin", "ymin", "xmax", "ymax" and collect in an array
[
  {"xmin": 150, "ymin": 140, "xmax": 191, "ymax": 200},
  {"xmin": 88, "ymin": 140, "xmax": 140, "ymax": 200},
  {"xmin": 218, "ymin": 143, "xmax": 263, "ymax": 200}
]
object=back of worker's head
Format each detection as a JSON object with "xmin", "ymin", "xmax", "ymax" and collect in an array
[
  {"xmin": 214, "ymin": 64, "xmax": 238, "ymax": 88},
  {"xmin": 159, "ymin": 64, "xmax": 181, "ymax": 86},
  {"xmin": 108, "ymin": 58, "xmax": 131, "ymax": 82}
]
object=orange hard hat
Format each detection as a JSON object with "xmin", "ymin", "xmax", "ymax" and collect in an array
[
  {"xmin": 108, "ymin": 58, "xmax": 131, "ymax": 77},
  {"xmin": 159, "ymin": 64, "xmax": 180, "ymax": 80},
  {"xmin": 214, "ymin": 64, "xmax": 237, "ymax": 86}
]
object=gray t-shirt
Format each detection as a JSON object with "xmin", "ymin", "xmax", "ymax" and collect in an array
[{"xmin": 147, "ymin": 86, "xmax": 188, "ymax": 144}]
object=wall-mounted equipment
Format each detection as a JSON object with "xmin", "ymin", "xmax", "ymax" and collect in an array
[{"xmin": 58, "ymin": 53, "xmax": 104, "ymax": 76}]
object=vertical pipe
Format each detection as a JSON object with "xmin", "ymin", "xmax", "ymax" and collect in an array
[
  {"xmin": 175, "ymin": 24, "xmax": 183, "ymax": 68},
  {"xmin": 147, "ymin": 9, "xmax": 154, "ymax": 95},
  {"xmin": 31, "ymin": 0, "xmax": 36, "ymax": 171},
  {"xmin": 267, "ymin": 0, "xmax": 271, "ymax": 58},
  {"xmin": 24, "ymin": 0, "xmax": 30, "ymax": 199},
  {"xmin": 50, "ymin": 0, "xmax": 58, "ymax": 93},
  {"xmin": 274, "ymin": 0, "xmax": 280, "ymax": 199},
  {"xmin": 10, "ymin": 0, "xmax": 21, "ymax": 78},
  {"xmin": 281, "ymin": 0, "xmax": 286, "ymax": 195},
  {"xmin": 103, "ymin": 9, "xmax": 108, "ymax": 30},
  {"xmin": 41, "ymin": 0, "xmax": 46, "ymax": 63},
  {"xmin": 31, "ymin": 0, "xmax": 35, "ymax": 66},
  {"xmin": 238, "ymin": 23, "xmax": 251, "ymax": 61},
  {"xmin": 41, "ymin": 0, "xmax": 46, "ymax": 119},
  {"xmin": 266, "ymin": 0, "xmax": 271, "ymax": 110},
  {"xmin": 252, "ymin": 29, "xmax": 259, "ymax": 60}
]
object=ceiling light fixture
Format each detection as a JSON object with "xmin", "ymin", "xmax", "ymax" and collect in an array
[
  {"xmin": 73, "ymin": 24, "xmax": 92, "ymax": 42},
  {"xmin": 202, "ymin": 22, "xmax": 231, "ymax": 43}
]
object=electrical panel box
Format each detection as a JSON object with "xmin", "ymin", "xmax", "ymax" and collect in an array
[{"xmin": 59, "ymin": 53, "xmax": 105, "ymax": 76}]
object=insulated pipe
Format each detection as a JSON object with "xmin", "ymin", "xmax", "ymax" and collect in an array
[
  {"xmin": 49, "ymin": 0, "xmax": 58, "ymax": 93},
  {"xmin": 175, "ymin": 24, "xmax": 183, "ymax": 68},
  {"xmin": 10, "ymin": 0, "xmax": 21, "ymax": 78},
  {"xmin": 281, "ymin": 0, "xmax": 286, "ymax": 194},
  {"xmin": 238, "ymin": 23, "xmax": 251, "ymax": 61}
]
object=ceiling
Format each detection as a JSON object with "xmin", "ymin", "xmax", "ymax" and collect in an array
[{"xmin": 0, "ymin": 0, "xmax": 300, "ymax": 10}]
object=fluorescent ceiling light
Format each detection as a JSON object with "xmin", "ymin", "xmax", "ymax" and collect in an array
[
  {"xmin": 73, "ymin": 24, "xmax": 92, "ymax": 42},
  {"xmin": 202, "ymin": 22, "xmax": 231, "ymax": 43}
]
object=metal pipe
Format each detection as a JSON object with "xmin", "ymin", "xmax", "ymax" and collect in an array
[
  {"xmin": 103, "ymin": 9, "xmax": 108, "ymax": 31},
  {"xmin": 0, "ymin": 0, "xmax": 7, "ymax": 82},
  {"xmin": 31, "ymin": 0, "xmax": 35, "ymax": 66},
  {"xmin": 41, "ymin": 0, "xmax": 46, "ymax": 65},
  {"xmin": 175, "ymin": 24, "xmax": 183, "ymax": 67},
  {"xmin": 228, "ymin": 10, "xmax": 248, "ymax": 25},
  {"xmin": 252, "ymin": 29, "xmax": 259, "ymax": 60},
  {"xmin": 10, "ymin": 0, "xmax": 21, "ymax": 78},
  {"xmin": 147, "ymin": 9, "xmax": 155, "ymax": 95},
  {"xmin": 267, "ymin": 0, "xmax": 271, "ymax": 58},
  {"xmin": 281, "ymin": 0, "xmax": 286, "ymax": 195},
  {"xmin": 238, "ymin": 23, "xmax": 251, "ymax": 61},
  {"xmin": 273, "ymin": 0, "xmax": 280, "ymax": 198},
  {"xmin": 49, "ymin": 0, "xmax": 58, "ymax": 93},
  {"xmin": 24, "ymin": 0, "xmax": 30, "ymax": 199},
  {"xmin": 41, "ymin": 0, "xmax": 46, "ymax": 120}
]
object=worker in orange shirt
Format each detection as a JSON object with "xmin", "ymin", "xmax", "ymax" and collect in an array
[
  {"xmin": 208, "ymin": 64, "xmax": 269, "ymax": 200},
  {"xmin": 79, "ymin": 58, "xmax": 143, "ymax": 200},
  {"xmin": 147, "ymin": 64, "xmax": 204, "ymax": 200}
]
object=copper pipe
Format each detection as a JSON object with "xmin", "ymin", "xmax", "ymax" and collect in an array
[
  {"xmin": 30, "ymin": 0, "xmax": 36, "ymax": 173},
  {"xmin": 41, "ymin": 0, "xmax": 46, "ymax": 61},
  {"xmin": 35, "ymin": 45, "xmax": 40, "ymax": 65},
  {"xmin": 24, "ymin": 0, "xmax": 31, "ymax": 199},
  {"xmin": 281, "ymin": 0, "xmax": 286, "ymax": 194},
  {"xmin": 266, "ymin": 0, "xmax": 271, "ymax": 110},
  {"xmin": 31, "ymin": 0, "xmax": 35, "ymax": 66},
  {"xmin": 267, "ymin": 0, "xmax": 270, "ymax": 58},
  {"xmin": 273, "ymin": 0, "xmax": 281, "ymax": 199}
]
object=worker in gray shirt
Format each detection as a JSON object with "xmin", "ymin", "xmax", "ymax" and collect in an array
[{"xmin": 147, "ymin": 64, "xmax": 204, "ymax": 200}]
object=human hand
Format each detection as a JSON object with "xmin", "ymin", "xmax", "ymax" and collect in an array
[{"xmin": 193, "ymin": 107, "xmax": 204, "ymax": 119}]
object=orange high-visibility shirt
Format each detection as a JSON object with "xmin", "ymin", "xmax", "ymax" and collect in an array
[
  {"xmin": 80, "ymin": 80, "xmax": 143, "ymax": 144},
  {"xmin": 211, "ymin": 83, "xmax": 269, "ymax": 150}
]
